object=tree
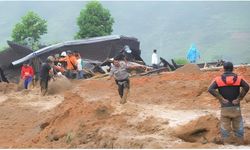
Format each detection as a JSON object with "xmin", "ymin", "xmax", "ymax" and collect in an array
[
  {"xmin": 11, "ymin": 11, "xmax": 47, "ymax": 50},
  {"xmin": 75, "ymin": 1, "xmax": 114, "ymax": 39}
]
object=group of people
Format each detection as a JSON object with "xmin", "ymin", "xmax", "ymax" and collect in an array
[
  {"xmin": 20, "ymin": 50, "xmax": 87, "ymax": 95},
  {"xmin": 8, "ymin": 45, "xmax": 250, "ymax": 145}
]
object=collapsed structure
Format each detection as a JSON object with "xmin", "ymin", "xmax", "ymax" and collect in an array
[
  {"xmin": 12, "ymin": 35, "xmax": 144, "ymax": 66},
  {"xmin": 0, "ymin": 35, "xmax": 145, "ymax": 82}
]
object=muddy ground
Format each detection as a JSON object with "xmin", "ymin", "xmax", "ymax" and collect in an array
[{"xmin": 1, "ymin": 64, "xmax": 250, "ymax": 148}]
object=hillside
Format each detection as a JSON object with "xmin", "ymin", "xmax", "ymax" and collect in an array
[
  {"xmin": 0, "ymin": 65, "xmax": 250, "ymax": 148},
  {"xmin": 0, "ymin": 1, "xmax": 250, "ymax": 64}
]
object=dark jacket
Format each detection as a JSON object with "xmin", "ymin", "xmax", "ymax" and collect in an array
[
  {"xmin": 40, "ymin": 63, "xmax": 52, "ymax": 80},
  {"xmin": 208, "ymin": 71, "xmax": 249, "ymax": 107},
  {"xmin": 0, "ymin": 67, "xmax": 9, "ymax": 83}
]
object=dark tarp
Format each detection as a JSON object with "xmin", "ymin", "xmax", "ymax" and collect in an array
[
  {"xmin": 0, "ymin": 67, "xmax": 9, "ymax": 83},
  {"xmin": 0, "ymin": 41, "xmax": 33, "ymax": 83},
  {"xmin": 0, "ymin": 41, "xmax": 33, "ymax": 69},
  {"xmin": 12, "ymin": 35, "xmax": 144, "ymax": 66}
]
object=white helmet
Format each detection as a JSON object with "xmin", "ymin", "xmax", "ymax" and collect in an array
[
  {"xmin": 124, "ymin": 45, "xmax": 132, "ymax": 53},
  {"xmin": 61, "ymin": 51, "xmax": 67, "ymax": 57}
]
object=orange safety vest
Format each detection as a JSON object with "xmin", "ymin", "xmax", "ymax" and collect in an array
[
  {"xmin": 214, "ymin": 75, "xmax": 242, "ymax": 87},
  {"xmin": 59, "ymin": 56, "xmax": 77, "ymax": 70}
]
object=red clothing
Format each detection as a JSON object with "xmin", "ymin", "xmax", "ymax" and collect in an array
[{"xmin": 21, "ymin": 65, "xmax": 34, "ymax": 79}]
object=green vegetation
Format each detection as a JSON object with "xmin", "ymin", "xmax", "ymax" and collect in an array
[
  {"xmin": 0, "ymin": 46, "xmax": 8, "ymax": 52},
  {"xmin": 11, "ymin": 11, "xmax": 47, "ymax": 50},
  {"xmin": 174, "ymin": 58, "xmax": 189, "ymax": 65},
  {"xmin": 75, "ymin": 1, "xmax": 114, "ymax": 39},
  {"xmin": 0, "ymin": 2, "xmax": 250, "ymax": 64}
]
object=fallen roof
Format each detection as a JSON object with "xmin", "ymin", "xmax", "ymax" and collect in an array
[
  {"xmin": 0, "ymin": 41, "xmax": 33, "ymax": 68},
  {"xmin": 12, "ymin": 35, "xmax": 142, "ymax": 66}
]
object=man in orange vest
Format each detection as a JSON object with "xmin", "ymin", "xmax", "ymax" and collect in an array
[
  {"xmin": 21, "ymin": 61, "xmax": 34, "ymax": 89},
  {"xmin": 208, "ymin": 62, "xmax": 249, "ymax": 145},
  {"xmin": 59, "ymin": 50, "xmax": 77, "ymax": 79}
]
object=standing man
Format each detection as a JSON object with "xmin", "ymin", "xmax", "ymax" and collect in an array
[
  {"xmin": 187, "ymin": 43, "xmax": 200, "ymax": 63},
  {"xmin": 208, "ymin": 62, "xmax": 249, "ymax": 145},
  {"xmin": 40, "ymin": 58, "xmax": 53, "ymax": 96},
  {"xmin": 21, "ymin": 62, "xmax": 34, "ymax": 89},
  {"xmin": 151, "ymin": 49, "xmax": 158, "ymax": 69},
  {"xmin": 76, "ymin": 54, "xmax": 85, "ymax": 79}
]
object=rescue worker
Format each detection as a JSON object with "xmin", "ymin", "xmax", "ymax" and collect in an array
[
  {"xmin": 121, "ymin": 45, "xmax": 134, "ymax": 62},
  {"xmin": 60, "ymin": 51, "xmax": 67, "ymax": 69},
  {"xmin": 40, "ymin": 58, "xmax": 53, "ymax": 96},
  {"xmin": 21, "ymin": 62, "xmax": 34, "ymax": 89},
  {"xmin": 208, "ymin": 62, "xmax": 249, "ymax": 145},
  {"xmin": 108, "ymin": 58, "xmax": 143, "ymax": 104},
  {"xmin": 59, "ymin": 50, "xmax": 77, "ymax": 79}
]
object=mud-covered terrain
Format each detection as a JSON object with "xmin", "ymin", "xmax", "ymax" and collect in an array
[{"xmin": 1, "ymin": 64, "xmax": 250, "ymax": 148}]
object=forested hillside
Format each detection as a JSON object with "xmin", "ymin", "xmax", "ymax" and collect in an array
[{"xmin": 0, "ymin": 1, "xmax": 250, "ymax": 64}]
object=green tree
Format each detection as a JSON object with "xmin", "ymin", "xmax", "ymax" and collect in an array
[
  {"xmin": 11, "ymin": 11, "xmax": 47, "ymax": 50},
  {"xmin": 75, "ymin": 1, "xmax": 114, "ymax": 39}
]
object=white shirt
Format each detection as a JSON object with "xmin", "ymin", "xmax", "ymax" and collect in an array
[
  {"xmin": 151, "ymin": 53, "xmax": 158, "ymax": 65},
  {"xmin": 77, "ymin": 58, "xmax": 83, "ymax": 71}
]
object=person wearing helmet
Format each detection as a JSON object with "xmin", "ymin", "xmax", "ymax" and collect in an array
[
  {"xmin": 59, "ymin": 50, "xmax": 77, "ymax": 79},
  {"xmin": 59, "ymin": 51, "xmax": 67, "ymax": 69},
  {"xmin": 208, "ymin": 62, "xmax": 249, "ymax": 145},
  {"xmin": 61, "ymin": 51, "xmax": 67, "ymax": 57},
  {"xmin": 40, "ymin": 58, "xmax": 53, "ymax": 96}
]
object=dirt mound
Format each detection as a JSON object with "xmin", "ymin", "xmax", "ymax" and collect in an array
[
  {"xmin": 175, "ymin": 63, "xmax": 201, "ymax": 74},
  {"xmin": 172, "ymin": 114, "xmax": 220, "ymax": 144},
  {"xmin": 23, "ymin": 92, "xmax": 115, "ymax": 148},
  {"xmin": 48, "ymin": 77, "xmax": 72, "ymax": 95},
  {"xmin": 0, "ymin": 82, "xmax": 18, "ymax": 94}
]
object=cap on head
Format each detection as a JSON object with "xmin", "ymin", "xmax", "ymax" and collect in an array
[{"xmin": 223, "ymin": 61, "xmax": 234, "ymax": 72}]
